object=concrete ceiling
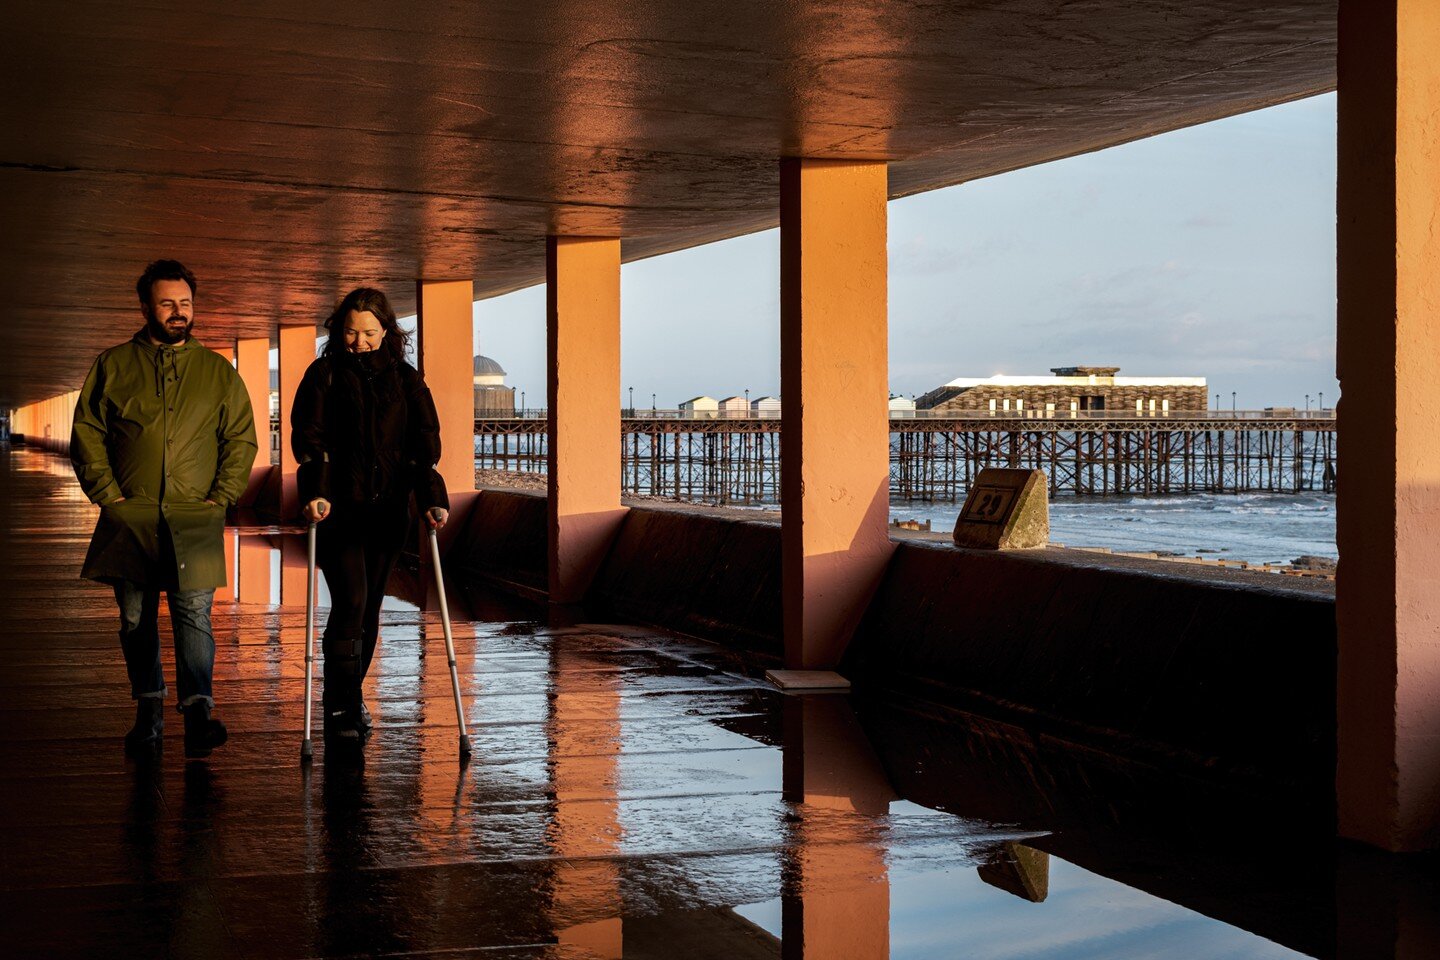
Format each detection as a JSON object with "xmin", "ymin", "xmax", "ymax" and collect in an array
[{"xmin": 0, "ymin": 0, "xmax": 1336, "ymax": 406}]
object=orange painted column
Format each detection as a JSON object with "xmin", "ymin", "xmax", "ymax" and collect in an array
[
  {"xmin": 546, "ymin": 237, "xmax": 627, "ymax": 604},
  {"xmin": 29, "ymin": 390, "xmax": 80, "ymax": 455},
  {"xmin": 1336, "ymin": 0, "xmax": 1440, "ymax": 853},
  {"xmin": 236, "ymin": 337, "xmax": 273, "ymax": 505},
  {"xmin": 277, "ymin": 325, "xmax": 316, "ymax": 520},
  {"xmin": 236, "ymin": 535, "xmax": 272, "ymax": 605},
  {"xmin": 222, "ymin": 528, "xmax": 237, "ymax": 603},
  {"xmin": 781, "ymin": 696, "xmax": 894, "ymax": 959},
  {"xmin": 416, "ymin": 279, "xmax": 478, "ymax": 502},
  {"xmin": 780, "ymin": 159, "xmax": 895, "ymax": 669},
  {"xmin": 280, "ymin": 534, "xmax": 310, "ymax": 607}
]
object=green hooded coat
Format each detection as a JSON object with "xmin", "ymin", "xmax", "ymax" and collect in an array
[{"xmin": 71, "ymin": 331, "xmax": 258, "ymax": 591}]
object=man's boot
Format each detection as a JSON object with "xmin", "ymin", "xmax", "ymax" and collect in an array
[
  {"xmin": 124, "ymin": 697, "xmax": 164, "ymax": 755},
  {"xmin": 182, "ymin": 701, "xmax": 228, "ymax": 759}
]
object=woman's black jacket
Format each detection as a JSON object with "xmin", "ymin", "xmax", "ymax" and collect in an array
[{"xmin": 290, "ymin": 349, "xmax": 449, "ymax": 513}]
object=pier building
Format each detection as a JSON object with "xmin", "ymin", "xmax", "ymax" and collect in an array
[
  {"xmin": 3, "ymin": 3, "xmax": 1440, "ymax": 956},
  {"xmin": 918, "ymin": 366, "xmax": 1209, "ymax": 414},
  {"xmin": 472, "ymin": 355, "xmax": 515, "ymax": 417},
  {"xmin": 678, "ymin": 395, "xmax": 720, "ymax": 417}
]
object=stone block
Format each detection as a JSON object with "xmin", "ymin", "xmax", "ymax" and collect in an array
[{"xmin": 952, "ymin": 467, "xmax": 1049, "ymax": 550}]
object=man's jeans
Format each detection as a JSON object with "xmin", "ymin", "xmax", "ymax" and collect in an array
[{"xmin": 113, "ymin": 582, "xmax": 217, "ymax": 710}]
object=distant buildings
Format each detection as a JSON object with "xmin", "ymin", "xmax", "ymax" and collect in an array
[
  {"xmin": 679, "ymin": 395, "xmax": 720, "ymax": 417},
  {"xmin": 681, "ymin": 395, "xmax": 782, "ymax": 417},
  {"xmin": 917, "ymin": 365, "xmax": 1207, "ymax": 416}
]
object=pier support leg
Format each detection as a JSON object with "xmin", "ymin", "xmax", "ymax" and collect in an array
[
  {"xmin": 1336, "ymin": 0, "xmax": 1440, "ymax": 853},
  {"xmin": 546, "ymin": 237, "xmax": 627, "ymax": 604},
  {"xmin": 277, "ymin": 325, "xmax": 316, "ymax": 520},
  {"xmin": 236, "ymin": 337, "xmax": 271, "ymax": 506},
  {"xmin": 780, "ymin": 159, "xmax": 895, "ymax": 669},
  {"xmin": 416, "ymin": 280, "xmax": 479, "ymax": 503}
]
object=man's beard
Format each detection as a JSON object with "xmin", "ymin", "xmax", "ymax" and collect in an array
[{"xmin": 146, "ymin": 313, "xmax": 193, "ymax": 345}]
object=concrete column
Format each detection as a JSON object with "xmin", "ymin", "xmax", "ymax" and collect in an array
[
  {"xmin": 236, "ymin": 535, "xmax": 271, "ymax": 605},
  {"xmin": 546, "ymin": 237, "xmax": 627, "ymax": 604},
  {"xmin": 235, "ymin": 337, "xmax": 272, "ymax": 506},
  {"xmin": 222, "ymin": 529, "xmax": 237, "ymax": 603},
  {"xmin": 280, "ymin": 535, "xmax": 309, "ymax": 607},
  {"xmin": 416, "ymin": 280, "xmax": 477, "ymax": 501},
  {"xmin": 1336, "ymin": 0, "xmax": 1440, "ymax": 852},
  {"xmin": 277, "ymin": 326, "xmax": 316, "ymax": 520},
  {"xmin": 779, "ymin": 158, "xmax": 895, "ymax": 669},
  {"xmin": 782, "ymin": 696, "xmax": 894, "ymax": 959}
]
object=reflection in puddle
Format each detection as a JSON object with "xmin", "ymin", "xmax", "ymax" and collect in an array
[{"xmin": 6, "ymin": 445, "xmax": 1437, "ymax": 960}]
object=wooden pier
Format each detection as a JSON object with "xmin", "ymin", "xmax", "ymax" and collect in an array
[{"xmin": 472, "ymin": 411, "xmax": 1337, "ymax": 505}]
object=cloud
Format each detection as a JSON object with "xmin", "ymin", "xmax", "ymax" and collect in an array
[
  {"xmin": 890, "ymin": 234, "xmax": 1013, "ymax": 277},
  {"xmin": 1181, "ymin": 213, "xmax": 1230, "ymax": 229}
]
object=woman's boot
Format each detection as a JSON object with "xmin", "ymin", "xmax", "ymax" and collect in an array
[{"xmin": 323, "ymin": 635, "xmax": 368, "ymax": 745}]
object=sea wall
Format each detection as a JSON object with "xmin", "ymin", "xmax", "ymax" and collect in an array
[
  {"xmin": 450, "ymin": 488, "xmax": 1336, "ymax": 794},
  {"xmin": 845, "ymin": 541, "xmax": 1336, "ymax": 797}
]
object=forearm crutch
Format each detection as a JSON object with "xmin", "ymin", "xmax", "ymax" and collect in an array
[
  {"xmin": 427, "ymin": 526, "xmax": 472, "ymax": 759},
  {"xmin": 300, "ymin": 522, "xmax": 318, "ymax": 762}
]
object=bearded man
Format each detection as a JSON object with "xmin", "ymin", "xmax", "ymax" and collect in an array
[{"xmin": 71, "ymin": 259, "xmax": 257, "ymax": 758}]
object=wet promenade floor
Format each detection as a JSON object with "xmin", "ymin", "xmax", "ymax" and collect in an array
[{"xmin": 1, "ymin": 444, "xmax": 1436, "ymax": 959}]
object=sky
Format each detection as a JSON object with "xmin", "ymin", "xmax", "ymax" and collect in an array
[{"xmin": 462, "ymin": 93, "xmax": 1339, "ymax": 412}]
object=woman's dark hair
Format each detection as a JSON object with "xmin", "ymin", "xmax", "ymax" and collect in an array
[
  {"xmin": 322, "ymin": 287, "xmax": 411, "ymax": 362},
  {"xmin": 136, "ymin": 259, "xmax": 197, "ymax": 305}
]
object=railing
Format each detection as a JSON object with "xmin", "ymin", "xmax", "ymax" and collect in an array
[
  {"xmin": 273, "ymin": 408, "xmax": 1339, "ymax": 441},
  {"xmin": 267, "ymin": 409, "xmax": 1339, "ymax": 503},
  {"xmin": 473, "ymin": 408, "xmax": 1337, "ymax": 422}
]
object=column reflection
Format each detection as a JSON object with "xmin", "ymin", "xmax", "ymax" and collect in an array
[
  {"xmin": 546, "ymin": 641, "xmax": 624, "ymax": 957},
  {"xmin": 781, "ymin": 695, "xmax": 896, "ymax": 960}
]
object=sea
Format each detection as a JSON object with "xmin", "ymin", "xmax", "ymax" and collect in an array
[{"xmin": 888, "ymin": 491, "xmax": 1337, "ymax": 565}]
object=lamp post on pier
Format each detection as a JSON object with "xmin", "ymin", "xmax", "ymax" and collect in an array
[
  {"xmin": 1214, "ymin": 392, "xmax": 1220, "ymax": 411},
  {"xmin": 1231, "ymin": 391, "xmax": 1236, "ymax": 413},
  {"xmin": 1319, "ymin": 391, "xmax": 1324, "ymax": 412},
  {"xmin": 628, "ymin": 386, "xmax": 633, "ymax": 417},
  {"xmin": 1306, "ymin": 394, "xmax": 1311, "ymax": 412}
]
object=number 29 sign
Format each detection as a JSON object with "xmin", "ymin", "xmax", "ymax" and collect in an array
[
  {"xmin": 953, "ymin": 468, "xmax": 1049, "ymax": 550},
  {"xmin": 960, "ymin": 485, "xmax": 1017, "ymax": 526}
]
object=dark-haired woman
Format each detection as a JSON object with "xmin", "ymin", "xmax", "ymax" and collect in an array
[{"xmin": 290, "ymin": 287, "xmax": 449, "ymax": 744}]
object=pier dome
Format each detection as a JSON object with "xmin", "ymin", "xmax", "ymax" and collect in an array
[
  {"xmin": 473, "ymin": 355, "xmax": 507, "ymax": 379},
  {"xmin": 473, "ymin": 355, "xmax": 507, "ymax": 387}
]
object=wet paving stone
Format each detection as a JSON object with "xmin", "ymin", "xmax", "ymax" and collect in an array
[{"xmin": 2, "ymin": 445, "xmax": 1438, "ymax": 958}]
